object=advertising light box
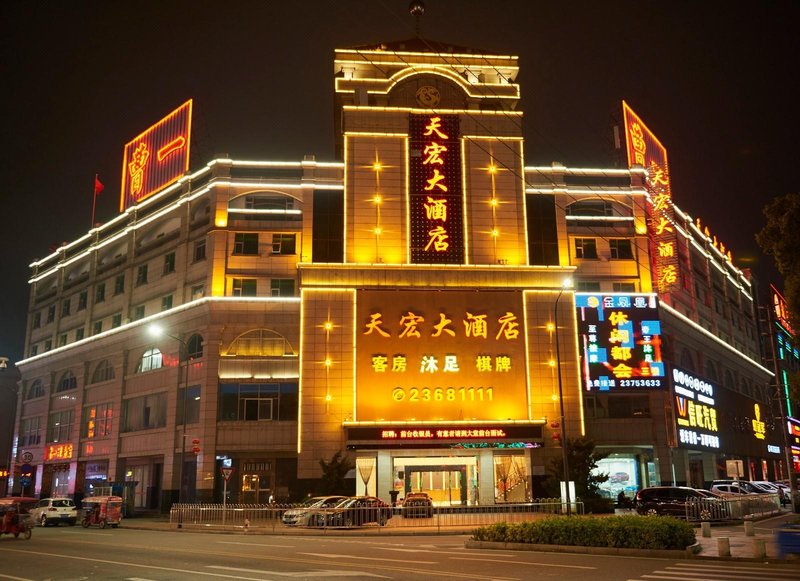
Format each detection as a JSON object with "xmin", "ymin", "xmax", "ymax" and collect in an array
[
  {"xmin": 356, "ymin": 289, "xmax": 528, "ymax": 422},
  {"xmin": 671, "ymin": 367, "xmax": 721, "ymax": 451},
  {"xmin": 576, "ymin": 293, "xmax": 665, "ymax": 391}
]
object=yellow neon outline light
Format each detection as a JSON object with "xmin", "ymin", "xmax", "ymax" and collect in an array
[
  {"xmin": 460, "ymin": 137, "xmax": 469, "ymax": 264},
  {"xmin": 342, "ymin": 105, "xmax": 522, "ymax": 116}
]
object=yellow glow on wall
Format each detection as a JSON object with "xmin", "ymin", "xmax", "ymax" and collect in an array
[{"xmin": 214, "ymin": 208, "xmax": 228, "ymax": 228}]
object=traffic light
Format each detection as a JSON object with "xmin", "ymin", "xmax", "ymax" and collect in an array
[{"xmin": 191, "ymin": 438, "xmax": 200, "ymax": 454}]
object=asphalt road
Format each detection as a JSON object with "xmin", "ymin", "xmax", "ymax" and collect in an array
[{"xmin": 1, "ymin": 525, "xmax": 799, "ymax": 581}]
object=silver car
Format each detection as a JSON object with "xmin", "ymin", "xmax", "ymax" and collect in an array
[
  {"xmin": 282, "ymin": 496, "xmax": 346, "ymax": 526},
  {"xmin": 30, "ymin": 498, "xmax": 78, "ymax": 527}
]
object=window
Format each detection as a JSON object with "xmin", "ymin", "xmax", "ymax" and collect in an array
[
  {"xmin": 186, "ymin": 334, "xmax": 204, "ymax": 359},
  {"xmin": 114, "ymin": 274, "xmax": 125, "ymax": 295},
  {"xmin": 566, "ymin": 200, "xmax": 615, "ymax": 216},
  {"xmin": 95, "ymin": 283, "xmax": 106, "ymax": 303},
  {"xmin": 122, "ymin": 393, "xmax": 167, "ymax": 431},
  {"xmin": 93, "ymin": 321, "xmax": 103, "ymax": 335},
  {"xmin": 218, "ymin": 381, "xmax": 298, "ymax": 421},
  {"xmin": 47, "ymin": 410, "xmax": 74, "ymax": 442},
  {"xmin": 58, "ymin": 333, "xmax": 67, "ymax": 347},
  {"xmin": 163, "ymin": 252, "xmax": 176, "ymax": 274},
  {"xmin": 271, "ymin": 233, "xmax": 296, "ymax": 255},
  {"xmin": 609, "ymin": 239, "xmax": 634, "ymax": 260},
  {"xmin": 191, "ymin": 284, "xmax": 205, "ymax": 301},
  {"xmin": 575, "ymin": 281, "xmax": 601, "ymax": 292},
  {"xmin": 137, "ymin": 348, "xmax": 163, "ymax": 373},
  {"xmin": 61, "ymin": 298, "xmax": 71, "ymax": 317},
  {"xmin": 33, "ymin": 312, "xmax": 41, "ymax": 329},
  {"xmin": 613, "ymin": 282, "xmax": 636, "ymax": 292},
  {"xmin": 82, "ymin": 402, "xmax": 113, "ymax": 438},
  {"xmin": 30, "ymin": 345, "xmax": 38, "ymax": 356},
  {"xmin": 607, "ymin": 395, "xmax": 651, "ymax": 418},
  {"xmin": 91, "ymin": 360, "xmax": 115, "ymax": 384},
  {"xmin": 161, "ymin": 294, "xmax": 173, "ymax": 311},
  {"xmin": 234, "ymin": 233, "xmax": 259, "ymax": 255},
  {"xmin": 574, "ymin": 238, "xmax": 598, "ymax": 259},
  {"xmin": 232, "ymin": 278, "xmax": 257, "ymax": 297},
  {"xmin": 78, "ymin": 291, "xmax": 88, "ymax": 311},
  {"xmin": 57, "ymin": 371, "xmax": 77, "ymax": 392},
  {"xmin": 133, "ymin": 305, "xmax": 145, "ymax": 320},
  {"xmin": 112, "ymin": 313, "xmax": 122, "ymax": 328},
  {"xmin": 245, "ymin": 195, "xmax": 295, "ymax": 210},
  {"xmin": 270, "ymin": 279, "xmax": 295, "ymax": 297},
  {"xmin": 20, "ymin": 417, "xmax": 41, "ymax": 446},
  {"xmin": 44, "ymin": 339, "xmax": 52, "ymax": 351},
  {"xmin": 47, "ymin": 305, "xmax": 56, "ymax": 323},
  {"xmin": 136, "ymin": 264, "xmax": 148, "ymax": 286},
  {"xmin": 26, "ymin": 379, "xmax": 45, "ymax": 400},
  {"xmin": 194, "ymin": 239, "xmax": 207, "ymax": 261},
  {"xmin": 75, "ymin": 327, "xmax": 85, "ymax": 341},
  {"xmin": 177, "ymin": 385, "xmax": 201, "ymax": 424}
]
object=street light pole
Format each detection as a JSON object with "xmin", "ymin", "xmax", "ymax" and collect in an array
[{"xmin": 554, "ymin": 282, "xmax": 572, "ymax": 516}]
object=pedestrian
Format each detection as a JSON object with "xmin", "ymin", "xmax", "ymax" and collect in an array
[{"xmin": 268, "ymin": 492, "xmax": 275, "ymax": 504}]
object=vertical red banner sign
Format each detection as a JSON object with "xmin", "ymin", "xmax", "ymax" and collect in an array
[{"xmin": 409, "ymin": 114, "xmax": 464, "ymax": 264}]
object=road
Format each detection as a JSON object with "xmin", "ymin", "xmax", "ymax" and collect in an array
[{"xmin": 1, "ymin": 525, "xmax": 799, "ymax": 581}]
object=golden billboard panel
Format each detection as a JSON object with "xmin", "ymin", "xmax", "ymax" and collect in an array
[
  {"xmin": 120, "ymin": 99, "xmax": 193, "ymax": 211},
  {"xmin": 356, "ymin": 289, "xmax": 529, "ymax": 422}
]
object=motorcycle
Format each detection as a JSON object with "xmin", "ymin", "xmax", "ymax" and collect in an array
[{"xmin": 0, "ymin": 497, "xmax": 36, "ymax": 540}]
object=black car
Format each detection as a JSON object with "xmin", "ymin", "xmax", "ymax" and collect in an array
[
  {"xmin": 325, "ymin": 496, "xmax": 392, "ymax": 527},
  {"xmin": 635, "ymin": 486, "xmax": 727, "ymax": 520},
  {"xmin": 401, "ymin": 492, "xmax": 434, "ymax": 518}
]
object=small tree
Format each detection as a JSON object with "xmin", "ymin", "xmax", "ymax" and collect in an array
[
  {"xmin": 542, "ymin": 437, "xmax": 609, "ymax": 500},
  {"xmin": 319, "ymin": 450, "xmax": 354, "ymax": 495}
]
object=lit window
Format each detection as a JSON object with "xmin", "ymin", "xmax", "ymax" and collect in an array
[
  {"xmin": 191, "ymin": 284, "xmax": 205, "ymax": 300},
  {"xmin": 137, "ymin": 348, "xmax": 163, "ymax": 373}
]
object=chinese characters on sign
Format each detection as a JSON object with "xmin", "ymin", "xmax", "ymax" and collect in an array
[
  {"xmin": 45, "ymin": 443, "xmax": 74, "ymax": 461},
  {"xmin": 771, "ymin": 285, "xmax": 795, "ymax": 335},
  {"xmin": 621, "ymin": 101, "xmax": 680, "ymax": 294},
  {"xmin": 576, "ymin": 293, "xmax": 665, "ymax": 391},
  {"xmin": 409, "ymin": 114, "xmax": 464, "ymax": 263},
  {"xmin": 672, "ymin": 367, "xmax": 720, "ymax": 450},
  {"xmin": 120, "ymin": 100, "xmax": 193, "ymax": 212}
]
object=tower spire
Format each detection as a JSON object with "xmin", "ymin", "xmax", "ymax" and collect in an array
[{"xmin": 409, "ymin": 1, "xmax": 425, "ymax": 38}]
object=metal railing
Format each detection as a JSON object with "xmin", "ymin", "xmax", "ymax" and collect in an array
[
  {"xmin": 685, "ymin": 493, "xmax": 781, "ymax": 522},
  {"xmin": 169, "ymin": 498, "xmax": 585, "ymax": 532}
]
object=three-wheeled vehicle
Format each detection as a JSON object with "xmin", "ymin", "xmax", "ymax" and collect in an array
[
  {"xmin": 0, "ymin": 497, "xmax": 36, "ymax": 540},
  {"xmin": 81, "ymin": 496, "xmax": 123, "ymax": 529}
]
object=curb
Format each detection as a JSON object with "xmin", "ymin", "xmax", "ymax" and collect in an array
[{"xmin": 464, "ymin": 539, "xmax": 698, "ymax": 559}]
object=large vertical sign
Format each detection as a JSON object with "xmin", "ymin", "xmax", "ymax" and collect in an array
[
  {"xmin": 576, "ymin": 293, "xmax": 665, "ymax": 391},
  {"xmin": 621, "ymin": 101, "xmax": 679, "ymax": 294},
  {"xmin": 672, "ymin": 367, "xmax": 720, "ymax": 451},
  {"xmin": 409, "ymin": 114, "xmax": 464, "ymax": 263},
  {"xmin": 120, "ymin": 99, "xmax": 193, "ymax": 211},
  {"xmin": 771, "ymin": 285, "xmax": 795, "ymax": 335}
]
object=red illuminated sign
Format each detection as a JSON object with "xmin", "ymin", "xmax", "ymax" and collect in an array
[
  {"xmin": 622, "ymin": 101, "xmax": 680, "ymax": 294},
  {"xmin": 120, "ymin": 100, "xmax": 193, "ymax": 211},
  {"xmin": 45, "ymin": 443, "xmax": 74, "ymax": 461},
  {"xmin": 772, "ymin": 285, "xmax": 795, "ymax": 335},
  {"xmin": 409, "ymin": 114, "xmax": 464, "ymax": 263}
]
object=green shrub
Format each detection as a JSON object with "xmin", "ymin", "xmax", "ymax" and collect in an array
[
  {"xmin": 472, "ymin": 515, "xmax": 695, "ymax": 550},
  {"xmin": 581, "ymin": 497, "xmax": 615, "ymax": 514}
]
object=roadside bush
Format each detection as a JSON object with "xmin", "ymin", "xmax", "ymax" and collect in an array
[
  {"xmin": 581, "ymin": 497, "xmax": 615, "ymax": 514},
  {"xmin": 472, "ymin": 515, "xmax": 695, "ymax": 550}
]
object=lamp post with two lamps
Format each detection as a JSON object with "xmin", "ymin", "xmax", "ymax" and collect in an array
[
  {"xmin": 147, "ymin": 324, "xmax": 192, "ymax": 505},
  {"xmin": 552, "ymin": 279, "xmax": 573, "ymax": 516}
]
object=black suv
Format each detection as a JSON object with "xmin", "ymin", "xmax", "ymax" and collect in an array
[{"xmin": 635, "ymin": 486, "xmax": 727, "ymax": 520}]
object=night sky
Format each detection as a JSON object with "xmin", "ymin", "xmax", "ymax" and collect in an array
[{"xmin": 1, "ymin": 1, "xmax": 797, "ymax": 363}]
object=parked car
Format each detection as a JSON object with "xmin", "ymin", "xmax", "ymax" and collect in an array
[
  {"xmin": 710, "ymin": 481, "xmax": 770, "ymax": 496},
  {"xmin": 401, "ymin": 492, "xmax": 434, "ymax": 518},
  {"xmin": 30, "ymin": 498, "xmax": 78, "ymax": 527},
  {"xmin": 282, "ymin": 496, "xmax": 347, "ymax": 526},
  {"xmin": 635, "ymin": 486, "xmax": 727, "ymax": 520},
  {"xmin": 324, "ymin": 496, "xmax": 392, "ymax": 527}
]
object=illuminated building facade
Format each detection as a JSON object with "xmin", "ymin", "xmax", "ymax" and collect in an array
[{"xmin": 9, "ymin": 39, "xmax": 783, "ymax": 508}]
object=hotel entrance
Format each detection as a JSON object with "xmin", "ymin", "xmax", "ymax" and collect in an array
[{"xmin": 393, "ymin": 456, "xmax": 477, "ymax": 506}]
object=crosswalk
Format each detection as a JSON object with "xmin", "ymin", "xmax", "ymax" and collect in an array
[{"xmin": 628, "ymin": 561, "xmax": 800, "ymax": 581}]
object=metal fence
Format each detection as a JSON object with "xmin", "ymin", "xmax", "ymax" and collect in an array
[
  {"xmin": 685, "ymin": 493, "xmax": 781, "ymax": 522},
  {"xmin": 169, "ymin": 498, "xmax": 584, "ymax": 532}
]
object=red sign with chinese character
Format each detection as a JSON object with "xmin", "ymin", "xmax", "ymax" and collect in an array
[
  {"xmin": 45, "ymin": 443, "xmax": 74, "ymax": 461},
  {"xmin": 621, "ymin": 101, "xmax": 680, "ymax": 294},
  {"xmin": 409, "ymin": 114, "xmax": 464, "ymax": 263},
  {"xmin": 772, "ymin": 285, "xmax": 795, "ymax": 335},
  {"xmin": 120, "ymin": 100, "xmax": 193, "ymax": 211}
]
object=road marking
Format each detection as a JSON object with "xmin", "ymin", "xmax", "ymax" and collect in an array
[
  {"xmin": 450, "ymin": 557, "xmax": 596, "ymax": 569},
  {"xmin": 299, "ymin": 552, "xmax": 437, "ymax": 564},
  {"xmin": 218, "ymin": 541, "xmax": 296, "ymax": 548},
  {"xmin": 0, "ymin": 574, "xmax": 36, "ymax": 581},
  {"xmin": 646, "ymin": 565, "xmax": 800, "ymax": 578},
  {"xmin": 208, "ymin": 566, "xmax": 389, "ymax": 578},
  {"xmin": 671, "ymin": 562, "xmax": 800, "ymax": 575}
]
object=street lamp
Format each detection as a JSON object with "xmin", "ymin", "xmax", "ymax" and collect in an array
[
  {"xmin": 148, "ymin": 324, "xmax": 190, "ymax": 505},
  {"xmin": 553, "ymin": 279, "xmax": 573, "ymax": 515}
]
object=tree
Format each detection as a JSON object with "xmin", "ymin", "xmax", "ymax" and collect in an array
[
  {"xmin": 318, "ymin": 450, "xmax": 354, "ymax": 495},
  {"xmin": 542, "ymin": 437, "xmax": 610, "ymax": 500},
  {"xmin": 756, "ymin": 192, "xmax": 800, "ymax": 330}
]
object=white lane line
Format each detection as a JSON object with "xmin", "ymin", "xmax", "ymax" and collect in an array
[
  {"xmin": 218, "ymin": 541, "xmax": 296, "ymax": 548},
  {"xmin": 650, "ymin": 568, "xmax": 800, "ymax": 579},
  {"xmin": 450, "ymin": 556, "xmax": 596, "ymax": 569},
  {"xmin": 207, "ymin": 566, "xmax": 389, "ymax": 578},
  {"xmin": 671, "ymin": 563, "xmax": 800, "ymax": 575},
  {"xmin": 641, "ymin": 575, "xmax": 757, "ymax": 581},
  {"xmin": 299, "ymin": 552, "xmax": 437, "ymax": 564},
  {"xmin": 0, "ymin": 574, "xmax": 36, "ymax": 581},
  {"xmin": 126, "ymin": 578, "xmax": 160, "ymax": 581}
]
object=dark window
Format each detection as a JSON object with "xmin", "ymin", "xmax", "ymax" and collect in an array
[
  {"xmin": 61, "ymin": 298, "xmax": 71, "ymax": 317},
  {"xmin": 75, "ymin": 327, "xmax": 84, "ymax": 341},
  {"xmin": 270, "ymin": 279, "xmax": 295, "ymax": 297},
  {"xmin": 136, "ymin": 264, "xmax": 148, "ymax": 286},
  {"xmin": 26, "ymin": 379, "xmax": 45, "ymax": 400},
  {"xmin": 575, "ymin": 238, "xmax": 598, "ymax": 259},
  {"xmin": 95, "ymin": 283, "xmax": 106, "ymax": 303},
  {"xmin": 194, "ymin": 239, "xmax": 207, "ymax": 261},
  {"xmin": 33, "ymin": 312, "xmax": 41, "ymax": 328},
  {"xmin": 609, "ymin": 239, "xmax": 634, "ymax": 260},
  {"xmin": 122, "ymin": 393, "xmax": 167, "ymax": 431},
  {"xmin": 177, "ymin": 385, "xmax": 201, "ymax": 424},
  {"xmin": 57, "ymin": 371, "xmax": 78, "ymax": 393},
  {"xmin": 93, "ymin": 321, "xmax": 102, "ymax": 335},
  {"xmin": 47, "ymin": 410, "xmax": 73, "ymax": 442},
  {"xmin": 161, "ymin": 294, "xmax": 173, "ymax": 311},
  {"xmin": 607, "ymin": 395, "xmax": 650, "ymax": 418},
  {"xmin": 44, "ymin": 339, "xmax": 52, "ymax": 351},
  {"xmin": 272, "ymin": 233, "xmax": 297, "ymax": 255},
  {"xmin": 312, "ymin": 190, "xmax": 344, "ymax": 263},
  {"xmin": 566, "ymin": 200, "xmax": 615, "ymax": 216},
  {"xmin": 91, "ymin": 360, "xmax": 115, "ymax": 383},
  {"xmin": 112, "ymin": 314, "xmax": 122, "ymax": 328},
  {"xmin": 232, "ymin": 278, "xmax": 257, "ymax": 297},
  {"xmin": 218, "ymin": 381, "xmax": 298, "ymax": 421},
  {"xmin": 613, "ymin": 282, "xmax": 636, "ymax": 292},
  {"xmin": 163, "ymin": 252, "xmax": 176, "ymax": 274},
  {"xmin": 58, "ymin": 333, "xmax": 67, "ymax": 346},
  {"xmin": 78, "ymin": 291, "xmax": 88, "ymax": 310},
  {"xmin": 133, "ymin": 305, "xmax": 145, "ymax": 320},
  {"xmin": 576, "ymin": 281, "xmax": 601, "ymax": 292},
  {"xmin": 30, "ymin": 345, "xmax": 38, "ymax": 356},
  {"xmin": 526, "ymin": 194, "xmax": 559, "ymax": 265},
  {"xmin": 186, "ymin": 334, "xmax": 204, "ymax": 359},
  {"xmin": 114, "ymin": 274, "xmax": 125, "ymax": 295},
  {"xmin": 47, "ymin": 305, "xmax": 56, "ymax": 323},
  {"xmin": 191, "ymin": 284, "xmax": 205, "ymax": 300},
  {"xmin": 234, "ymin": 233, "xmax": 259, "ymax": 255}
]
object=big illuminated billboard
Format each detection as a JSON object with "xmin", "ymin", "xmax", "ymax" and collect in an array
[
  {"xmin": 771, "ymin": 285, "xmax": 795, "ymax": 336},
  {"xmin": 621, "ymin": 101, "xmax": 680, "ymax": 294},
  {"xmin": 356, "ymin": 290, "xmax": 527, "ymax": 421},
  {"xmin": 671, "ymin": 367, "xmax": 720, "ymax": 451},
  {"xmin": 409, "ymin": 114, "xmax": 464, "ymax": 264},
  {"xmin": 576, "ymin": 293, "xmax": 665, "ymax": 391},
  {"xmin": 120, "ymin": 99, "xmax": 193, "ymax": 211}
]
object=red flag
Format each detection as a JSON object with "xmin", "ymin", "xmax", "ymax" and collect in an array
[{"xmin": 94, "ymin": 175, "xmax": 105, "ymax": 196}]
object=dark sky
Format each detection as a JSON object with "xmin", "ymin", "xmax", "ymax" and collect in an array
[{"xmin": 1, "ymin": 1, "xmax": 797, "ymax": 362}]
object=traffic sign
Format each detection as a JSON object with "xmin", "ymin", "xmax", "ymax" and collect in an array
[
  {"xmin": 20, "ymin": 476, "xmax": 32, "ymax": 487},
  {"xmin": 21, "ymin": 451, "xmax": 33, "ymax": 463},
  {"xmin": 20, "ymin": 463, "xmax": 32, "ymax": 475},
  {"xmin": 221, "ymin": 467, "xmax": 234, "ymax": 482}
]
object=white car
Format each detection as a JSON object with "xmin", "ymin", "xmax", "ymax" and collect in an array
[
  {"xmin": 281, "ymin": 496, "xmax": 347, "ymax": 526},
  {"xmin": 30, "ymin": 498, "xmax": 78, "ymax": 526}
]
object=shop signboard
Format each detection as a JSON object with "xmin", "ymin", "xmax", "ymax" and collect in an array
[
  {"xmin": 346, "ymin": 423, "xmax": 543, "ymax": 449},
  {"xmin": 576, "ymin": 293, "xmax": 665, "ymax": 391},
  {"xmin": 671, "ymin": 367, "xmax": 720, "ymax": 451}
]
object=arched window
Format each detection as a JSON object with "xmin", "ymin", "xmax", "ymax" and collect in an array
[
  {"xmin": 92, "ymin": 360, "xmax": 115, "ymax": 384},
  {"xmin": 56, "ymin": 371, "xmax": 77, "ymax": 393},
  {"xmin": 186, "ymin": 334, "xmax": 204, "ymax": 360},
  {"xmin": 137, "ymin": 348, "xmax": 163, "ymax": 373},
  {"xmin": 723, "ymin": 369, "xmax": 735, "ymax": 390},
  {"xmin": 704, "ymin": 359, "xmax": 718, "ymax": 383},
  {"xmin": 679, "ymin": 348, "xmax": 695, "ymax": 372},
  {"xmin": 222, "ymin": 328, "xmax": 296, "ymax": 357},
  {"xmin": 26, "ymin": 379, "xmax": 45, "ymax": 400}
]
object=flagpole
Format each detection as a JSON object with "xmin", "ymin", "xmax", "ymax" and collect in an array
[{"xmin": 91, "ymin": 173, "xmax": 99, "ymax": 228}]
